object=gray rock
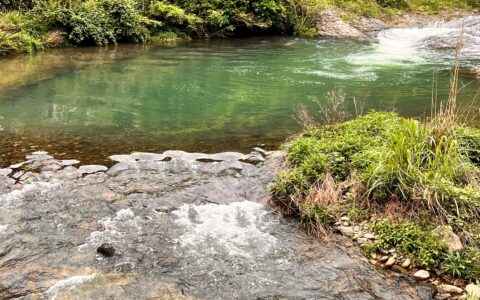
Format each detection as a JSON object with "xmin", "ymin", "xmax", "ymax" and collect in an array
[
  {"xmin": 431, "ymin": 225, "xmax": 463, "ymax": 253},
  {"xmin": 107, "ymin": 162, "xmax": 130, "ymax": 177},
  {"xmin": 60, "ymin": 159, "xmax": 80, "ymax": 166},
  {"xmin": 78, "ymin": 165, "xmax": 108, "ymax": 175}
]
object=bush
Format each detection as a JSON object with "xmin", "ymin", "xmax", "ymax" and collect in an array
[
  {"xmin": 66, "ymin": 0, "xmax": 148, "ymax": 46},
  {"xmin": 149, "ymin": 0, "xmax": 287, "ymax": 37},
  {"xmin": 271, "ymin": 112, "xmax": 480, "ymax": 280}
]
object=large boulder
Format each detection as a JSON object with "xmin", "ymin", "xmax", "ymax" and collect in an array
[{"xmin": 315, "ymin": 8, "xmax": 369, "ymax": 40}]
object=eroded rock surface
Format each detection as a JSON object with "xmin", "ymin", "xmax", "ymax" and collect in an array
[{"xmin": 0, "ymin": 151, "xmax": 433, "ymax": 299}]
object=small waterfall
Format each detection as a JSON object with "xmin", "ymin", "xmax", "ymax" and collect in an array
[{"xmin": 348, "ymin": 16, "xmax": 480, "ymax": 67}]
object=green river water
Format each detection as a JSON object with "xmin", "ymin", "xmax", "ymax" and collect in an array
[{"xmin": 0, "ymin": 37, "xmax": 479, "ymax": 165}]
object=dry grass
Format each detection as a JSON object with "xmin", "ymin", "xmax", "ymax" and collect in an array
[{"xmin": 43, "ymin": 29, "xmax": 66, "ymax": 48}]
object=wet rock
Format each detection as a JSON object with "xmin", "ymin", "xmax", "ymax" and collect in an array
[
  {"xmin": 466, "ymin": 283, "xmax": 480, "ymax": 299},
  {"xmin": 437, "ymin": 284, "xmax": 462, "ymax": 294},
  {"xmin": 0, "ymin": 150, "xmax": 433, "ymax": 299},
  {"xmin": 78, "ymin": 165, "xmax": 108, "ymax": 175},
  {"xmin": 252, "ymin": 147, "xmax": 267, "ymax": 156},
  {"xmin": 316, "ymin": 8, "xmax": 368, "ymax": 40},
  {"xmin": 432, "ymin": 225, "xmax": 463, "ymax": 253},
  {"xmin": 107, "ymin": 162, "xmax": 130, "ymax": 177},
  {"xmin": 60, "ymin": 159, "xmax": 80, "ymax": 166},
  {"xmin": 97, "ymin": 243, "xmax": 115, "ymax": 257},
  {"xmin": 241, "ymin": 153, "xmax": 265, "ymax": 165},
  {"xmin": 12, "ymin": 171, "xmax": 24, "ymax": 179},
  {"xmin": 414, "ymin": 270, "xmax": 430, "ymax": 280}
]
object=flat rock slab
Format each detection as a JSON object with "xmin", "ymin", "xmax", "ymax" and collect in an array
[{"xmin": 0, "ymin": 150, "xmax": 432, "ymax": 300}]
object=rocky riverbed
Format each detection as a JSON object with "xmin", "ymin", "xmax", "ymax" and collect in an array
[{"xmin": 0, "ymin": 149, "xmax": 434, "ymax": 299}]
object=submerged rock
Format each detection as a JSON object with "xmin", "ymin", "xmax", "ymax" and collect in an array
[{"xmin": 0, "ymin": 150, "xmax": 433, "ymax": 299}]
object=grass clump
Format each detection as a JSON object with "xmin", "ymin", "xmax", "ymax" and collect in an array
[{"xmin": 271, "ymin": 110, "xmax": 480, "ymax": 281}]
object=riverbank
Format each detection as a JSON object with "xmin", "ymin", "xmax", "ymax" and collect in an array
[
  {"xmin": 0, "ymin": 0, "xmax": 478, "ymax": 57},
  {"xmin": 270, "ymin": 111, "xmax": 480, "ymax": 299},
  {"xmin": 0, "ymin": 149, "xmax": 433, "ymax": 299}
]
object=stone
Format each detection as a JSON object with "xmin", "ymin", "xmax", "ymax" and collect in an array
[
  {"xmin": 437, "ymin": 284, "xmax": 463, "ymax": 294},
  {"xmin": 380, "ymin": 256, "xmax": 389, "ymax": 262},
  {"xmin": 78, "ymin": 165, "xmax": 108, "ymax": 175},
  {"xmin": 466, "ymin": 284, "xmax": 480, "ymax": 299},
  {"xmin": 338, "ymin": 226, "xmax": 354, "ymax": 237},
  {"xmin": 431, "ymin": 225, "xmax": 464, "ymax": 253},
  {"xmin": 60, "ymin": 159, "xmax": 80, "ymax": 166},
  {"xmin": 107, "ymin": 162, "xmax": 130, "ymax": 177},
  {"xmin": 413, "ymin": 270, "xmax": 430, "ymax": 280},
  {"xmin": 252, "ymin": 147, "xmax": 267, "ymax": 156},
  {"xmin": 241, "ymin": 153, "xmax": 265, "ymax": 165},
  {"xmin": 97, "ymin": 243, "xmax": 115, "ymax": 257},
  {"xmin": 384, "ymin": 257, "xmax": 396, "ymax": 267},
  {"xmin": 315, "ymin": 8, "xmax": 368, "ymax": 40},
  {"xmin": 401, "ymin": 258, "xmax": 411, "ymax": 268},
  {"xmin": 364, "ymin": 233, "xmax": 376, "ymax": 240}
]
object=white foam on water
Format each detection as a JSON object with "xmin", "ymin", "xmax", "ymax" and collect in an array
[
  {"xmin": 44, "ymin": 274, "xmax": 96, "ymax": 300},
  {"xmin": 77, "ymin": 208, "xmax": 142, "ymax": 251},
  {"xmin": 0, "ymin": 182, "xmax": 56, "ymax": 207},
  {"xmin": 173, "ymin": 201, "xmax": 278, "ymax": 258},
  {"xmin": 348, "ymin": 19, "xmax": 480, "ymax": 67}
]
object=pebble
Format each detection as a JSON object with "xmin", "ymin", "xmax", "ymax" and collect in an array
[
  {"xmin": 380, "ymin": 256, "xmax": 389, "ymax": 262},
  {"xmin": 364, "ymin": 233, "xmax": 376, "ymax": 240},
  {"xmin": 413, "ymin": 270, "xmax": 430, "ymax": 280},
  {"xmin": 401, "ymin": 258, "xmax": 411, "ymax": 268},
  {"xmin": 384, "ymin": 257, "xmax": 396, "ymax": 267},
  {"xmin": 438, "ymin": 284, "xmax": 463, "ymax": 294},
  {"xmin": 97, "ymin": 243, "xmax": 115, "ymax": 257}
]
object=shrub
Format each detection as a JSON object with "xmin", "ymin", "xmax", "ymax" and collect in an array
[
  {"xmin": 369, "ymin": 219, "xmax": 445, "ymax": 268},
  {"xmin": 66, "ymin": 0, "xmax": 148, "ymax": 45}
]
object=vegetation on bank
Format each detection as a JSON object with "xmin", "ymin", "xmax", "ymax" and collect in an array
[
  {"xmin": 271, "ymin": 109, "xmax": 480, "ymax": 281},
  {"xmin": 0, "ymin": 0, "xmax": 479, "ymax": 57}
]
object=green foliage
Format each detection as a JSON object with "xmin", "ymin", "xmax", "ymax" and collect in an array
[
  {"xmin": 369, "ymin": 219, "xmax": 445, "ymax": 268},
  {"xmin": 149, "ymin": 0, "xmax": 287, "ymax": 37},
  {"xmin": 64, "ymin": 0, "xmax": 148, "ymax": 46},
  {"xmin": 271, "ymin": 112, "xmax": 480, "ymax": 280},
  {"xmin": 441, "ymin": 248, "xmax": 480, "ymax": 280}
]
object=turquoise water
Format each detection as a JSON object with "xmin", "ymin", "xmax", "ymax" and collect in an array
[{"xmin": 0, "ymin": 37, "xmax": 479, "ymax": 165}]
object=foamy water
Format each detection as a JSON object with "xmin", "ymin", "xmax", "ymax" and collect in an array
[{"xmin": 173, "ymin": 201, "xmax": 278, "ymax": 258}]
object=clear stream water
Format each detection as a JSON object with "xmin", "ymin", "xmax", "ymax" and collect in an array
[{"xmin": 0, "ymin": 28, "xmax": 479, "ymax": 165}]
